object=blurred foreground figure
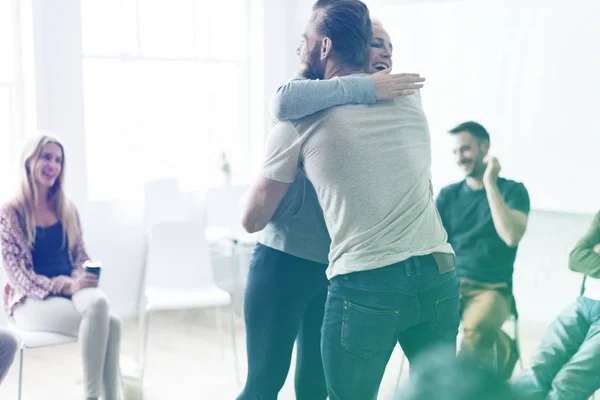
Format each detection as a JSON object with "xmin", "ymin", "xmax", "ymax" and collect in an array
[{"xmin": 395, "ymin": 347, "xmax": 520, "ymax": 400}]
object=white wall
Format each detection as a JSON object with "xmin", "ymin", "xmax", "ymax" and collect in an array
[
  {"xmin": 32, "ymin": 0, "xmax": 88, "ymax": 207},
  {"xmin": 513, "ymin": 210, "xmax": 594, "ymax": 326}
]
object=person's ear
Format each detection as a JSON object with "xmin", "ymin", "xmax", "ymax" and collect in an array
[
  {"xmin": 320, "ymin": 37, "xmax": 333, "ymax": 60},
  {"xmin": 480, "ymin": 139, "xmax": 490, "ymax": 154}
]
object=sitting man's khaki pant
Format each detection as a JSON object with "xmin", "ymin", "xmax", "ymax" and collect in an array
[{"xmin": 459, "ymin": 278, "xmax": 517, "ymax": 379}]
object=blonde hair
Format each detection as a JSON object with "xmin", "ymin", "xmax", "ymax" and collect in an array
[
  {"xmin": 371, "ymin": 17, "xmax": 384, "ymax": 29},
  {"xmin": 9, "ymin": 133, "xmax": 79, "ymax": 250}
]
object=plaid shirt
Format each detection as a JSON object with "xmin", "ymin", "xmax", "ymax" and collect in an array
[{"xmin": 0, "ymin": 204, "xmax": 89, "ymax": 315}]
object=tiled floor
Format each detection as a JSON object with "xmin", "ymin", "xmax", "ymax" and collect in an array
[{"xmin": 0, "ymin": 309, "xmax": 567, "ymax": 399}]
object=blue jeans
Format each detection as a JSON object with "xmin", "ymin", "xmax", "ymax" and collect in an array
[
  {"xmin": 513, "ymin": 296, "xmax": 600, "ymax": 400},
  {"xmin": 237, "ymin": 243, "xmax": 329, "ymax": 400},
  {"xmin": 321, "ymin": 254, "xmax": 460, "ymax": 400}
]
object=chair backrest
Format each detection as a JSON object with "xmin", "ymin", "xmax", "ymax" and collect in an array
[
  {"xmin": 144, "ymin": 220, "xmax": 216, "ymax": 292},
  {"xmin": 83, "ymin": 199, "xmax": 147, "ymax": 314},
  {"xmin": 143, "ymin": 179, "xmax": 188, "ymax": 230},
  {"xmin": 185, "ymin": 189, "xmax": 208, "ymax": 226},
  {"xmin": 204, "ymin": 185, "xmax": 249, "ymax": 238}
]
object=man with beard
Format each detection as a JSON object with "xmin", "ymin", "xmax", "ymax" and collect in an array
[
  {"xmin": 436, "ymin": 121, "xmax": 530, "ymax": 379},
  {"xmin": 236, "ymin": 4, "xmax": 424, "ymax": 400},
  {"xmin": 243, "ymin": 1, "xmax": 459, "ymax": 399}
]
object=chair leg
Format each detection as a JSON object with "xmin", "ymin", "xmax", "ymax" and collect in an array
[
  {"xmin": 514, "ymin": 320, "xmax": 524, "ymax": 370},
  {"xmin": 229, "ymin": 302, "xmax": 241, "ymax": 387},
  {"xmin": 394, "ymin": 353, "xmax": 407, "ymax": 396},
  {"xmin": 118, "ymin": 367, "xmax": 126, "ymax": 400},
  {"xmin": 492, "ymin": 341, "xmax": 499, "ymax": 375},
  {"xmin": 18, "ymin": 346, "xmax": 24, "ymax": 400},
  {"xmin": 138, "ymin": 299, "xmax": 152, "ymax": 381},
  {"xmin": 216, "ymin": 307, "xmax": 225, "ymax": 360}
]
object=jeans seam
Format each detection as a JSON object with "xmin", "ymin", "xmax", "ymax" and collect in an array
[
  {"xmin": 330, "ymin": 283, "xmax": 414, "ymax": 296},
  {"xmin": 435, "ymin": 293, "xmax": 460, "ymax": 307},
  {"xmin": 331, "ymin": 272, "xmax": 456, "ymax": 295}
]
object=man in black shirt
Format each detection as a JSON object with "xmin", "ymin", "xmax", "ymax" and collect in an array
[{"xmin": 436, "ymin": 121, "xmax": 530, "ymax": 378}]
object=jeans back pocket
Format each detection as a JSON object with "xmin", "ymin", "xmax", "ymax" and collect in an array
[
  {"xmin": 430, "ymin": 293, "xmax": 460, "ymax": 342},
  {"xmin": 341, "ymin": 300, "xmax": 400, "ymax": 359}
]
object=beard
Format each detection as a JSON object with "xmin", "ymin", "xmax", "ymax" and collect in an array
[
  {"xmin": 466, "ymin": 167, "xmax": 481, "ymax": 178},
  {"xmin": 298, "ymin": 45, "xmax": 324, "ymax": 79},
  {"xmin": 463, "ymin": 158, "xmax": 485, "ymax": 178}
]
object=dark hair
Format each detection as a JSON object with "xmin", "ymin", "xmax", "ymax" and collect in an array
[
  {"xmin": 312, "ymin": 0, "xmax": 372, "ymax": 68},
  {"xmin": 448, "ymin": 121, "xmax": 490, "ymax": 142}
]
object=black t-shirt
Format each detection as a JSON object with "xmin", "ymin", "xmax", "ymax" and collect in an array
[
  {"xmin": 32, "ymin": 222, "xmax": 72, "ymax": 278},
  {"xmin": 436, "ymin": 178, "xmax": 530, "ymax": 285}
]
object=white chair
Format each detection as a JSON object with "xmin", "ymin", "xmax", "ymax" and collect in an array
[
  {"xmin": 0, "ymin": 286, "xmax": 126, "ymax": 400},
  {"xmin": 0, "ymin": 270, "xmax": 80, "ymax": 400},
  {"xmin": 204, "ymin": 185, "xmax": 256, "ymax": 294},
  {"xmin": 137, "ymin": 220, "xmax": 240, "ymax": 385},
  {"xmin": 7, "ymin": 320, "xmax": 77, "ymax": 400},
  {"xmin": 143, "ymin": 179, "xmax": 189, "ymax": 230},
  {"xmin": 204, "ymin": 185, "xmax": 250, "ymax": 241},
  {"xmin": 6, "ymin": 320, "xmax": 127, "ymax": 400}
]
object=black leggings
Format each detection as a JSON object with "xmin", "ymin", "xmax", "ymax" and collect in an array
[{"xmin": 237, "ymin": 243, "xmax": 329, "ymax": 400}]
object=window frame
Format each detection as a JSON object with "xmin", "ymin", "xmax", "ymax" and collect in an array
[{"xmin": 80, "ymin": 0, "xmax": 253, "ymax": 201}]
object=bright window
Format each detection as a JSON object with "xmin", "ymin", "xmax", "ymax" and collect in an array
[{"xmin": 81, "ymin": 0, "xmax": 251, "ymax": 200}]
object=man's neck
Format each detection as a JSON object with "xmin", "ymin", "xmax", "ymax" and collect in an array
[
  {"xmin": 324, "ymin": 63, "xmax": 364, "ymax": 80},
  {"xmin": 465, "ymin": 176, "xmax": 485, "ymax": 191}
]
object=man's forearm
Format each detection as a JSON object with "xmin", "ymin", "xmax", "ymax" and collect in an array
[
  {"xmin": 241, "ymin": 176, "xmax": 292, "ymax": 234},
  {"xmin": 569, "ymin": 214, "xmax": 600, "ymax": 277},
  {"xmin": 485, "ymin": 182, "xmax": 527, "ymax": 247},
  {"xmin": 569, "ymin": 244, "xmax": 600, "ymax": 278}
]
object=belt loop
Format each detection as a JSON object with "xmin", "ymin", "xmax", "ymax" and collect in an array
[
  {"xmin": 415, "ymin": 257, "xmax": 422, "ymax": 276},
  {"xmin": 405, "ymin": 261, "xmax": 412, "ymax": 277}
]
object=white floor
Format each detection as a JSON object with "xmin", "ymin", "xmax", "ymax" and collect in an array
[{"xmin": 0, "ymin": 309, "xmax": 554, "ymax": 400}]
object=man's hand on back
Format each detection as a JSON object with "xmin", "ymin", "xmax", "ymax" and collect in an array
[
  {"xmin": 593, "ymin": 243, "xmax": 600, "ymax": 254},
  {"xmin": 370, "ymin": 69, "xmax": 425, "ymax": 100}
]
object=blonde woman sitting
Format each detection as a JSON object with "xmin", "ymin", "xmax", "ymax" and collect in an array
[{"xmin": 0, "ymin": 133, "xmax": 121, "ymax": 400}]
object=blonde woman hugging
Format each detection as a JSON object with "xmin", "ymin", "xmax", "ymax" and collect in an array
[{"xmin": 0, "ymin": 133, "xmax": 121, "ymax": 400}]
